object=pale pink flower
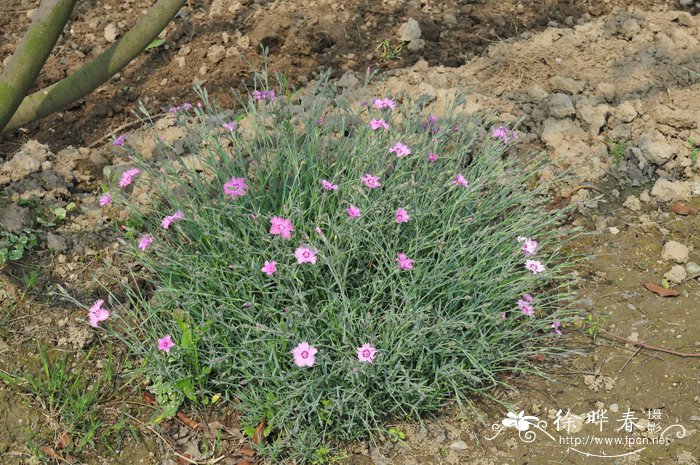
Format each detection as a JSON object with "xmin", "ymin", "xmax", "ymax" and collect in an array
[
  {"xmin": 522, "ymin": 238, "xmax": 538, "ymax": 256},
  {"xmin": 119, "ymin": 168, "xmax": 140, "ymax": 188},
  {"xmin": 552, "ymin": 319, "xmax": 562, "ymax": 336},
  {"xmin": 361, "ymin": 173, "xmax": 381, "ymax": 189},
  {"xmin": 346, "ymin": 205, "xmax": 361, "ymax": 218},
  {"xmin": 315, "ymin": 226, "xmax": 323, "ymax": 236},
  {"xmin": 372, "ymin": 98, "xmax": 397, "ymax": 110},
  {"xmin": 261, "ymin": 260, "xmax": 277, "ymax": 275},
  {"xmin": 99, "ymin": 192, "xmax": 112, "ymax": 207},
  {"xmin": 295, "ymin": 246, "xmax": 317, "ymax": 264},
  {"xmin": 395, "ymin": 208, "xmax": 409, "ymax": 223},
  {"xmin": 223, "ymin": 121, "xmax": 238, "ymax": 132},
  {"xmin": 269, "ymin": 216, "xmax": 294, "ymax": 239},
  {"xmin": 453, "ymin": 174, "xmax": 469, "ymax": 188},
  {"xmin": 356, "ymin": 343, "xmax": 377, "ymax": 363},
  {"xmin": 158, "ymin": 335, "xmax": 175, "ymax": 353},
  {"xmin": 427, "ymin": 153, "xmax": 438, "ymax": 163},
  {"xmin": 369, "ymin": 118, "xmax": 389, "ymax": 130},
  {"xmin": 161, "ymin": 210, "xmax": 184, "ymax": 229},
  {"xmin": 525, "ymin": 259, "xmax": 545, "ymax": 274},
  {"xmin": 517, "ymin": 236, "xmax": 527, "ymax": 242},
  {"xmin": 322, "ymin": 180, "xmax": 338, "ymax": 191},
  {"xmin": 113, "ymin": 134, "xmax": 126, "ymax": 147},
  {"xmin": 522, "ymin": 293, "xmax": 534, "ymax": 302},
  {"xmin": 223, "ymin": 177, "xmax": 248, "ymax": 198},
  {"xmin": 88, "ymin": 299, "xmax": 110, "ymax": 328},
  {"xmin": 292, "ymin": 341, "xmax": 317, "ymax": 367},
  {"xmin": 501, "ymin": 312, "xmax": 508, "ymax": 319},
  {"xmin": 517, "ymin": 299, "xmax": 534, "ymax": 317},
  {"xmin": 389, "ymin": 142, "xmax": 411, "ymax": 157},
  {"xmin": 252, "ymin": 90, "xmax": 276, "ymax": 102},
  {"xmin": 491, "ymin": 125, "xmax": 518, "ymax": 143},
  {"xmin": 396, "ymin": 253, "xmax": 414, "ymax": 270},
  {"xmin": 138, "ymin": 234, "xmax": 153, "ymax": 251}
]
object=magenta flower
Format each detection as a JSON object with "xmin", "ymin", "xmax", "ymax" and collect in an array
[
  {"xmin": 138, "ymin": 234, "xmax": 153, "ymax": 251},
  {"xmin": 223, "ymin": 176, "xmax": 248, "ymax": 198},
  {"xmin": 525, "ymin": 259, "xmax": 545, "ymax": 274},
  {"xmin": 322, "ymin": 180, "xmax": 338, "ymax": 191},
  {"xmin": 356, "ymin": 343, "xmax": 377, "ymax": 363},
  {"xmin": 269, "ymin": 216, "xmax": 294, "ymax": 239},
  {"xmin": 522, "ymin": 293, "xmax": 534, "ymax": 302},
  {"xmin": 88, "ymin": 299, "xmax": 110, "ymax": 328},
  {"xmin": 491, "ymin": 125, "xmax": 518, "ymax": 143},
  {"xmin": 161, "ymin": 210, "xmax": 184, "ymax": 229},
  {"xmin": 427, "ymin": 153, "xmax": 438, "ymax": 163},
  {"xmin": 181, "ymin": 103, "xmax": 193, "ymax": 111},
  {"xmin": 346, "ymin": 205, "xmax": 361, "ymax": 218},
  {"xmin": 522, "ymin": 238, "xmax": 538, "ymax": 256},
  {"xmin": 158, "ymin": 335, "xmax": 175, "ymax": 353},
  {"xmin": 223, "ymin": 121, "xmax": 238, "ymax": 132},
  {"xmin": 372, "ymin": 98, "xmax": 397, "ymax": 110},
  {"xmin": 389, "ymin": 142, "xmax": 411, "ymax": 158},
  {"xmin": 395, "ymin": 208, "xmax": 410, "ymax": 223},
  {"xmin": 119, "ymin": 168, "xmax": 140, "ymax": 188},
  {"xmin": 361, "ymin": 173, "xmax": 381, "ymax": 189},
  {"xmin": 113, "ymin": 134, "xmax": 126, "ymax": 147},
  {"xmin": 295, "ymin": 246, "xmax": 317, "ymax": 264},
  {"xmin": 396, "ymin": 253, "xmax": 414, "ymax": 270},
  {"xmin": 369, "ymin": 118, "xmax": 390, "ymax": 130},
  {"xmin": 292, "ymin": 341, "xmax": 317, "ymax": 367},
  {"xmin": 552, "ymin": 319, "xmax": 562, "ymax": 336},
  {"xmin": 315, "ymin": 226, "xmax": 323, "ymax": 236},
  {"xmin": 517, "ymin": 298, "xmax": 534, "ymax": 317},
  {"xmin": 261, "ymin": 260, "xmax": 277, "ymax": 275},
  {"xmin": 453, "ymin": 174, "xmax": 469, "ymax": 188},
  {"xmin": 99, "ymin": 192, "xmax": 112, "ymax": 207},
  {"xmin": 252, "ymin": 90, "xmax": 276, "ymax": 102}
]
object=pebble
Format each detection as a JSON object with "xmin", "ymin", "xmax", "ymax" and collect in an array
[
  {"xmin": 661, "ymin": 240, "xmax": 689, "ymax": 264},
  {"xmin": 450, "ymin": 440, "xmax": 469, "ymax": 451}
]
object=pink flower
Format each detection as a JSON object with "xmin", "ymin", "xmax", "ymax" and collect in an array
[
  {"xmin": 252, "ymin": 90, "xmax": 276, "ymax": 102},
  {"xmin": 346, "ymin": 205, "xmax": 361, "ymax": 218},
  {"xmin": 389, "ymin": 142, "xmax": 411, "ymax": 157},
  {"xmin": 491, "ymin": 125, "xmax": 518, "ymax": 143},
  {"xmin": 119, "ymin": 168, "xmax": 140, "ymax": 188},
  {"xmin": 223, "ymin": 121, "xmax": 238, "ymax": 132},
  {"xmin": 223, "ymin": 176, "xmax": 248, "ymax": 198},
  {"xmin": 322, "ymin": 180, "xmax": 338, "ymax": 191},
  {"xmin": 427, "ymin": 153, "xmax": 438, "ymax": 163},
  {"xmin": 295, "ymin": 246, "xmax": 317, "ymax": 264},
  {"xmin": 453, "ymin": 174, "xmax": 469, "ymax": 187},
  {"xmin": 552, "ymin": 319, "xmax": 562, "ymax": 336},
  {"xmin": 261, "ymin": 260, "xmax": 277, "ymax": 275},
  {"xmin": 522, "ymin": 293, "xmax": 534, "ymax": 302},
  {"xmin": 315, "ymin": 226, "xmax": 323, "ymax": 236},
  {"xmin": 158, "ymin": 335, "xmax": 175, "ymax": 353},
  {"xmin": 522, "ymin": 238, "xmax": 538, "ymax": 256},
  {"xmin": 113, "ymin": 134, "xmax": 126, "ymax": 147},
  {"xmin": 138, "ymin": 234, "xmax": 153, "ymax": 251},
  {"xmin": 292, "ymin": 341, "xmax": 317, "ymax": 367},
  {"xmin": 395, "ymin": 208, "xmax": 409, "ymax": 223},
  {"xmin": 372, "ymin": 98, "xmax": 397, "ymax": 110},
  {"xmin": 269, "ymin": 216, "xmax": 294, "ymax": 239},
  {"xmin": 525, "ymin": 259, "xmax": 545, "ymax": 274},
  {"xmin": 88, "ymin": 299, "xmax": 110, "ymax": 328},
  {"xmin": 369, "ymin": 118, "xmax": 389, "ymax": 130},
  {"xmin": 501, "ymin": 312, "xmax": 508, "ymax": 319},
  {"xmin": 161, "ymin": 210, "xmax": 184, "ymax": 229},
  {"xmin": 517, "ymin": 298, "xmax": 534, "ymax": 317},
  {"xmin": 99, "ymin": 192, "xmax": 112, "ymax": 207},
  {"xmin": 361, "ymin": 173, "xmax": 381, "ymax": 189},
  {"xmin": 396, "ymin": 253, "xmax": 413, "ymax": 270},
  {"xmin": 356, "ymin": 343, "xmax": 377, "ymax": 363}
]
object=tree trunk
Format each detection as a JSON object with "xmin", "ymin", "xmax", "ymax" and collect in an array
[
  {"xmin": 1, "ymin": 0, "xmax": 187, "ymax": 135},
  {"xmin": 0, "ymin": 0, "xmax": 78, "ymax": 133}
]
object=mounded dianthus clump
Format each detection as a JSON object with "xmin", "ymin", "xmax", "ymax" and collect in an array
[{"xmin": 105, "ymin": 79, "xmax": 576, "ymax": 462}]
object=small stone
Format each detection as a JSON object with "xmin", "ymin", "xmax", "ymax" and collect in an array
[
  {"xmin": 623, "ymin": 195, "xmax": 641, "ymax": 211},
  {"xmin": 638, "ymin": 132, "xmax": 676, "ymax": 165},
  {"xmin": 609, "ymin": 403, "xmax": 619, "ymax": 413},
  {"xmin": 651, "ymin": 178, "xmax": 692, "ymax": 203},
  {"xmin": 46, "ymin": 232, "xmax": 68, "ymax": 253},
  {"xmin": 661, "ymin": 240, "xmax": 689, "ymax": 264},
  {"xmin": 0, "ymin": 203, "xmax": 32, "ymax": 234},
  {"xmin": 207, "ymin": 44, "xmax": 226, "ymax": 64},
  {"xmin": 449, "ymin": 440, "xmax": 469, "ymax": 451},
  {"xmin": 609, "ymin": 226, "xmax": 620, "ymax": 235},
  {"xmin": 104, "ymin": 23, "xmax": 119, "ymax": 42},
  {"xmin": 547, "ymin": 93, "xmax": 575, "ymax": 118},
  {"xmin": 549, "ymin": 75, "xmax": 585, "ymax": 94},
  {"xmin": 407, "ymin": 39, "xmax": 425, "ymax": 51},
  {"xmin": 639, "ymin": 190, "xmax": 651, "ymax": 203},
  {"xmin": 396, "ymin": 18, "xmax": 421, "ymax": 42},
  {"xmin": 686, "ymin": 261, "xmax": 700, "ymax": 274},
  {"xmin": 664, "ymin": 265, "xmax": 687, "ymax": 284},
  {"xmin": 337, "ymin": 71, "xmax": 359, "ymax": 88},
  {"xmin": 596, "ymin": 82, "xmax": 616, "ymax": 102}
]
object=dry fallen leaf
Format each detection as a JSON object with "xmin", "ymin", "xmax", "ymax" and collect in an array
[
  {"xmin": 643, "ymin": 282, "xmax": 680, "ymax": 297},
  {"xmin": 240, "ymin": 446, "xmax": 256, "ymax": 457},
  {"xmin": 56, "ymin": 432, "xmax": 72, "ymax": 450},
  {"xmin": 671, "ymin": 202, "xmax": 698, "ymax": 216}
]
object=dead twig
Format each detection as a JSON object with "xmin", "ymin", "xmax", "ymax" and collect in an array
[{"xmin": 599, "ymin": 331, "xmax": 700, "ymax": 358}]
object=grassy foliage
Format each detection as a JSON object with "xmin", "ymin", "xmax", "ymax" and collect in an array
[{"xmin": 105, "ymin": 75, "xmax": 577, "ymax": 462}]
